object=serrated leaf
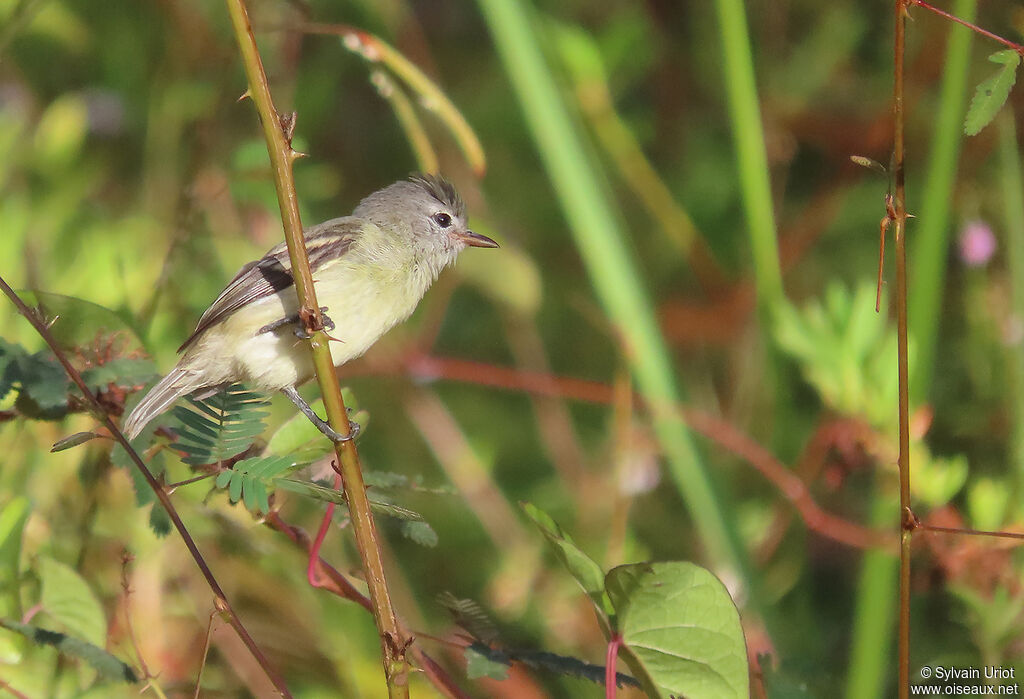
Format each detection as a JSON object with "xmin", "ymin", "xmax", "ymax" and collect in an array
[
  {"xmin": 0, "ymin": 619, "xmax": 137, "ymax": 683},
  {"xmin": 401, "ymin": 520, "xmax": 438, "ymax": 547},
  {"xmin": 465, "ymin": 644, "xmax": 510, "ymax": 680},
  {"xmin": 965, "ymin": 50, "xmax": 1020, "ymax": 136},
  {"xmin": 606, "ymin": 562, "xmax": 749, "ymax": 699},
  {"xmin": 148, "ymin": 505, "xmax": 171, "ymax": 537},
  {"xmin": 15, "ymin": 351, "xmax": 70, "ymax": 418},
  {"xmin": 50, "ymin": 432, "xmax": 99, "ymax": 452},
  {"xmin": 521, "ymin": 503, "xmax": 613, "ymax": 632},
  {"xmin": 37, "ymin": 557, "xmax": 107, "ymax": 648}
]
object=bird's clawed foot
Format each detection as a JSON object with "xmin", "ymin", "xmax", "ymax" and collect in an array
[
  {"xmin": 258, "ymin": 307, "xmax": 335, "ymax": 339},
  {"xmin": 281, "ymin": 385, "xmax": 360, "ymax": 443}
]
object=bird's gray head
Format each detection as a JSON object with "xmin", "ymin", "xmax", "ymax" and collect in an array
[{"xmin": 353, "ymin": 174, "xmax": 498, "ymax": 264}]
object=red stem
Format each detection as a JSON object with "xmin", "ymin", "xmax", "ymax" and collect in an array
[
  {"xmin": 605, "ymin": 633, "xmax": 622, "ymax": 699},
  {"xmin": 308, "ymin": 472, "xmax": 342, "ymax": 587}
]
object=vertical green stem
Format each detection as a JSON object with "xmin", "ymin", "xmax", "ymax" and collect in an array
[
  {"xmin": 844, "ymin": 493, "xmax": 898, "ymax": 699},
  {"xmin": 474, "ymin": 0, "xmax": 750, "ymax": 583},
  {"xmin": 908, "ymin": 0, "xmax": 977, "ymax": 399},
  {"xmin": 224, "ymin": 2, "xmax": 409, "ymax": 696},
  {"xmin": 1000, "ymin": 113, "xmax": 1024, "ymax": 491},
  {"xmin": 713, "ymin": 0, "xmax": 784, "ymax": 312}
]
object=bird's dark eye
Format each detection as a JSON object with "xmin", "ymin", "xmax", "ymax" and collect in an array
[{"xmin": 432, "ymin": 212, "xmax": 452, "ymax": 228}]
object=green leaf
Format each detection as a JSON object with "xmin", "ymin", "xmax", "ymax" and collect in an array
[
  {"xmin": 521, "ymin": 503, "xmax": 613, "ymax": 632},
  {"xmin": 14, "ymin": 292, "xmax": 147, "ymax": 354},
  {"xmin": 170, "ymin": 384, "xmax": 269, "ymax": 465},
  {"xmin": 505, "ymin": 647, "xmax": 639, "ymax": 689},
  {"xmin": 461, "ymin": 641, "xmax": 641, "ymax": 689},
  {"xmin": 438, "ymin": 593, "xmax": 500, "ymax": 644},
  {"xmin": 50, "ymin": 431, "xmax": 100, "ymax": 452},
  {"xmin": 80, "ymin": 358, "xmax": 156, "ymax": 393},
  {"xmin": 967, "ymin": 476, "xmax": 1010, "ymax": 531},
  {"xmin": 913, "ymin": 451, "xmax": 968, "ymax": 509},
  {"xmin": 606, "ymin": 562, "xmax": 749, "ymax": 699},
  {"xmin": 464, "ymin": 644, "xmax": 510, "ymax": 681},
  {"xmin": 0, "ymin": 498, "xmax": 30, "ymax": 619},
  {"xmin": 401, "ymin": 520, "xmax": 438, "ymax": 547},
  {"xmin": 15, "ymin": 351, "xmax": 70, "ymax": 419},
  {"xmin": 213, "ymin": 456, "xmax": 299, "ymax": 513},
  {"xmin": 148, "ymin": 506, "xmax": 171, "ymax": 537},
  {"xmin": 37, "ymin": 557, "xmax": 107, "ymax": 648},
  {"xmin": 264, "ymin": 402, "xmax": 334, "ymax": 461},
  {"xmin": 275, "ymin": 478, "xmax": 424, "ymax": 520},
  {"xmin": 964, "ymin": 50, "xmax": 1020, "ymax": 136},
  {"xmin": 0, "ymin": 339, "xmax": 27, "ymax": 402},
  {"xmin": 0, "ymin": 619, "xmax": 137, "ymax": 683}
]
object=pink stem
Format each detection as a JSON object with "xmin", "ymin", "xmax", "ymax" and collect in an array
[
  {"xmin": 605, "ymin": 633, "xmax": 622, "ymax": 699},
  {"xmin": 307, "ymin": 472, "xmax": 343, "ymax": 587}
]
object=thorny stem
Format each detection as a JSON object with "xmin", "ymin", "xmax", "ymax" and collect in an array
[
  {"xmin": 892, "ymin": 0, "xmax": 913, "ymax": 696},
  {"xmin": 0, "ymin": 275, "xmax": 292, "ymax": 698},
  {"xmin": 223, "ymin": 2, "xmax": 409, "ymax": 694}
]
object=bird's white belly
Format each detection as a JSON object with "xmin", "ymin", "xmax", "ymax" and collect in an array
[{"xmin": 222, "ymin": 260, "xmax": 422, "ymax": 390}]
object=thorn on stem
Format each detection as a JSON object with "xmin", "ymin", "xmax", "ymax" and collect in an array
[
  {"xmin": 279, "ymin": 110, "xmax": 297, "ymax": 144},
  {"xmin": 237, "ymin": 89, "xmax": 251, "ymax": 103},
  {"xmin": 902, "ymin": 506, "xmax": 920, "ymax": 531},
  {"xmin": 876, "ymin": 193, "xmax": 896, "ymax": 312}
]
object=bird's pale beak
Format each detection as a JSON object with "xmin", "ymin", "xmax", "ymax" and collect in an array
[{"xmin": 454, "ymin": 230, "xmax": 499, "ymax": 248}]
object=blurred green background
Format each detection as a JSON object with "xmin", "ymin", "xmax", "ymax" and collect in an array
[{"xmin": 2, "ymin": 0, "xmax": 1024, "ymax": 696}]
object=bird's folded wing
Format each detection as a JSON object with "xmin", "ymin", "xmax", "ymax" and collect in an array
[{"xmin": 177, "ymin": 217, "xmax": 361, "ymax": 353}]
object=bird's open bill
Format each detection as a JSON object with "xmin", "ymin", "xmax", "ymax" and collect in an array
[{"xmin": 455, "ymin": 230, "xmax": 499, "ymax": 248}]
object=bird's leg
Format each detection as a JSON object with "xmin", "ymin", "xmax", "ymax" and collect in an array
[
  {"xmin": 258, "ymin": 307, "xmax": 335, "ymax": 338},
  {"xmin": 281, "ymin": 385, "xmax": 360, "ymax": 442}
]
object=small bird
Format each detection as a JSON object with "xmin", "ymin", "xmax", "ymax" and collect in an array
[{"xmin": 123, "ymin": 174, "xmax": 498, "ymax": 441}]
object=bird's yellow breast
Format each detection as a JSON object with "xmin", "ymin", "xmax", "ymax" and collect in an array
[{"xmin": 180, "ymin": 246, "xmax": 437, "ymax": 392}]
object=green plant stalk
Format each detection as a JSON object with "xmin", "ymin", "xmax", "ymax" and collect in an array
[
  {"xmin": 892, "ymin": 2, "xmax": 913, "ymax": 696},
  {"xmin": 844, "ymin": 493, "xmax": 898, "ymax": 699},
  {"xmin": 474, "ymin": 0, "xmax": 750, "ymax": 584},
  {"xmin": 907, "ymin": 0, "xmax": 977, "ymax": 400},
  {"xmin": 713, "ymin": 0, "xmax": 784, "ymax": 312},
  {"xmin": 557, "ymin": 39, "xmax": 698, "ymax": 257},
  {"xmin": 223, "ymin": 2, "xmax": 409, "ymax": 696},
  {"xmin": 370, "ymin": 70, "xmax": 440, "ymax": 175},
  {"xmin": 1000, "ymin": 112, "xmax": 1024, "ymax": 490},
  {"xmin": 0, "ymin": 275, "xmax": 293, "ymax": 698},
  {"xmin": 307, "ymin": 24, "xmax": 486, "ymax": 176}
]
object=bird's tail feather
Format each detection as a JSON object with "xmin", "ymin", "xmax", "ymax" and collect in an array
[{"xmin": 123, "ymin": 367, "xmax": 200, "ymax": 440}]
